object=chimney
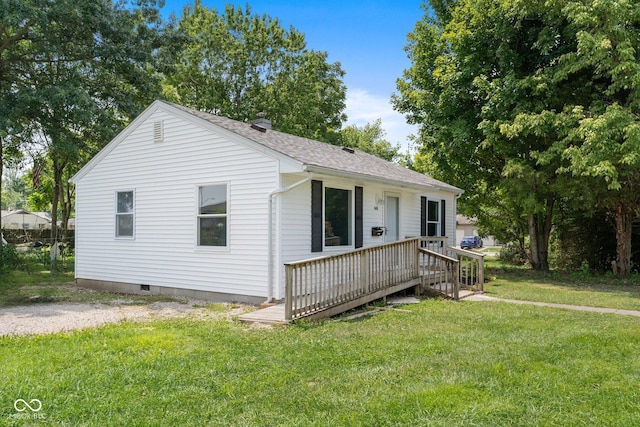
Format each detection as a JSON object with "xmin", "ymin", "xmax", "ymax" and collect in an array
[{"xmin": 251, "ymin": 112, "xmax": 271, "ymax": 131}]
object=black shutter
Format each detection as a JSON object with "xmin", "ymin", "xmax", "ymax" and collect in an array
[
  {"xmin": 355, "ymin": 186, "xmax": 363, "ymax": 248},
  {"xmin": 440, "ymin": 199, "xmax": 446, "ymax": 237},
  {"xmin": 420, "ymin": 196, "xmax": 427, "ymax": 236},
  {"xmin": 311, "ymin": 180, "xmax": 323, "ymax": 252}
]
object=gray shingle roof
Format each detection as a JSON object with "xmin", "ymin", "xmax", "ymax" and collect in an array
[{"xmin": 163, "ymin": 101, "xmax": 462, "ymax": 194}]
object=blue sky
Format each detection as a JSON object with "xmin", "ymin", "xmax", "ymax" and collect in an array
[{"xmin": 160, "ymin": 0, "xmax": 425, "ymax": 151}]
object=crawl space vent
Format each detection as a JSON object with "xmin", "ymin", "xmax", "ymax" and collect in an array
[{"xmin": 153, "ymin": 121, "xmax": 164, "ymax": 143}]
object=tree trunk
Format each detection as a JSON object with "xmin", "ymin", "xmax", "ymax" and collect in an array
[
  {"xmin": 528, "ymin": 198, "xmax": 554, "ymax": 271},
  {"xmin": 613, "ymin": 203, "xmax": 633, "ymax": 278},
  {"xmin": 49, "ymin": 158, "xmax": 63, "ymax": 273},
  {"xmin": 0, "ymin": 136, "xmax": 4, "ymax": 275}
]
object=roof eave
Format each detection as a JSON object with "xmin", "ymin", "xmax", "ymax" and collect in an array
[{"xmin": 304, "ymin": 165, "xmax": 463, "ymax": 194}]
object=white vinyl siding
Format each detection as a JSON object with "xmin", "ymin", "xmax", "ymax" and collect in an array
[
  {"xmin": 74, "ymin": 108, "xmax": 278, "ymax": 298},
  {"xmin": 74, "ymin": 103, "xmax": 460, "ymax": 301},
  {"xmin": 275, "ymin": 177, "xmax": 458, "ymax": 299}
]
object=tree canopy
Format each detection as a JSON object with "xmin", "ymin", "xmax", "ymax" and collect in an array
[
  {"xmin": 340, "ymin": 119, "xmax": 400, "ymax": 162},
  {"xmin": 395, "ymin": 0, "xmax": 640, "ymax": 275},
  {"xmin": 162, "ymin": 1, "xmax": 347, "ymax": 143},
  {"xmin": 0, "ymin": 0, "xmax": 165, "ymax": 266}
]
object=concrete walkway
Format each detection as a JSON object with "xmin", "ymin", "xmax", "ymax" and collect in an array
[{"xmin": 465, "ymin": 294, "xmax": 640, "ymax": 318}]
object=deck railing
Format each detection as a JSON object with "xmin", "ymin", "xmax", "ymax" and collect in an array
[
  {"xmin": 414, "ymin": 237, "xmax": 485, "ymax": 293},
  {"xmin": 285, "ymin": 238, "xmax": 422, "ymax": 321},
  {"xmin": 284, "ymin": 237, "xmax": 486, "ymax": 321},
  {"xmin": 418, "ymin": 248, "xmax": 460, "ymax": 300},
  {"xmin": 448, "ymin": 247, "xmax": 485, "ymax": 292}
]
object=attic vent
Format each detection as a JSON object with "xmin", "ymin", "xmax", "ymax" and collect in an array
[
  {"xmin": 342, "ymin": 147, "xmax": 355, "ymax": 154},
  {"xmin": 153, "ymin": 120, "xmax": 164, "ymax": 143}
]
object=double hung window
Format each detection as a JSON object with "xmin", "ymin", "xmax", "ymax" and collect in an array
[
  {"xmin": 116, "ymin": 191, "xmax": 134, "ymax": 238},
  {"xmin": 198, "ymin": 184, "xmax": 228, "ymax": 247}
]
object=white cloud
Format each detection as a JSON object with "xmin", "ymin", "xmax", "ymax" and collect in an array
[{"xmin": 344, "ymin": 88, "xmax": 418, "ymax": 153}]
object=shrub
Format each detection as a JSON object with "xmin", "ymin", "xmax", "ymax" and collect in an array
[
  {"xmin": 498, "ymin": 244, "xmax": 527, "ymax": 265},
  {"xmin": 0, "ymin": 244, "xmax": 21, "ymax": 273}
]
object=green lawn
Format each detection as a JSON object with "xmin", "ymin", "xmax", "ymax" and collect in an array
[
  {"xmin": 2, "ymin": 299, "xmax": 640, "ymax": 426},
  {"xmin": 2, "ymin": 257, "xmax": 640, "ymax": 425},
  {"xmin": 485, "ymin": 259, "xmax": 640, "ymax": 311},
  {"xmin": 0, "ymin": 255, "xmax": 176, "ymax": 307}
]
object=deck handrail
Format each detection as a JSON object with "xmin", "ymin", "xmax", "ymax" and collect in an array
[
  {"xmin": 418, "ymin": 248, "xmax": 460, "ymax": 300},
  {"xmin": 285, "ymin": 238, "xmax": 421, "ymax": 321},
  {"xmin": 447, "ymin": 246, "xmax": 485, "ymax": 292},
  {"xmin": 284, "ymin": 237, "xmax": 485, "ymax": 321},
  {"xmin": 413, "ymin": 237, "xmax": 485, "ymax": 292}
]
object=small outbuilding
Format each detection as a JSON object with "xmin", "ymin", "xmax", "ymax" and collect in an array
[
  {"xmin": 1, "ymin": 209, "xmax": 52, "ymax": 230},
  {"xmin": 71, "ymin": 100, "xmax": 463, "ymax": 303}
]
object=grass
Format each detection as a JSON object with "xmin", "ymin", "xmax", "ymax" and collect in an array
[
  {"xmin": 485, "ymin": 257, "xmax": 640, "ymax": 311},
  {"xmin": 0, "ymin": 252, "xmax": 183, "ymax": 307},
  {"xmin": 2, "ymin": 252, "xmax": 640, "ymax": 425},
  {"xmin": 1, "ymin": 301, "xmax": 640, "ymax": 426}
]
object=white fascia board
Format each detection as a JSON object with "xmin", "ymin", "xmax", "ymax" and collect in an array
[{"xmin": 305, "ymin": 165, "xmax": 463, "ymax": 195}]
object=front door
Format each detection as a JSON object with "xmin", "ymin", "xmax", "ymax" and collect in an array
[{"xmin": 384, "ymin": 195, "xmax": 399, "ymax": 243}]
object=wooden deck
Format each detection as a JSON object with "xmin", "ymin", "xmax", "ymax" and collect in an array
[
  {"xmin": 240, "ymin": 238, "xmax": 485, "ymax": 324},
  {"xmin": 238, "ymin": 289, "xmax": 480, "ymax": 325},
  {"xmin": 239, "ymin": 304, "xmax": 286, "ymax": 324}
]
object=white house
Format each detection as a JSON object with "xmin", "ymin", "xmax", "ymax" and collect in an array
[{"xmin": 71, "ymin": 100, "xmax": 463, "ymax": 304}]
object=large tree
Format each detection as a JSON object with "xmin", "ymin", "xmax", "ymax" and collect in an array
[
  {"xmin": 557, "ymin": 1, "xmax": 640, "ymax": 277},
  {"xmin": 395, "ymin": 0, "xmax": 639, "ymax": 274},
  {"xmin": 492, "ymin": 0, "xmax": 640, "ymax": 276},
  {"xmin": 0, "ymin": 0, "xmax": 165, "ymax": 267},
  {"xmin": 395, "ymin": 0, "xmax": 569, "ymax": 270},
  {"xmin": 162, "ymin": 1, "xmax": 347, "ymax": 143}
]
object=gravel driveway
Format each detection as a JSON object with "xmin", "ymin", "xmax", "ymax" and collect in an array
[{"xmin": 0, "ymin": 300, "xmax": 239, "ymax": 337}]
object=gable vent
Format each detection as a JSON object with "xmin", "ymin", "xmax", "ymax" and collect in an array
[{"xmin": 153, "ymin": 120, "xmax": 164, "ymax": 143}]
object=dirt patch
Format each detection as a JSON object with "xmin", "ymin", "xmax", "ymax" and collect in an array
[{"xmin": 0, "ymin": 301, "xmax": 249, "ymax": 337}]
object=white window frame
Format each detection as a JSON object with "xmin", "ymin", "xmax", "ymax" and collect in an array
[
  {"xmin": 427, "ymin": 199, "xmax": 440, "ymax": 237},
  {"xmin": 323, "ymin": 185, "xmax": 353, "ymax": 249},
  {"xmin": 196, "ymin": 183, "xmax": 229, "ymax": 249},
  {"xmin": 115, "ymin": 190, "xmax": 135, "ymax": 239}
]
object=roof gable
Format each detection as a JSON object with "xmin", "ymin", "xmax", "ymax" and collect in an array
[
  {"xmin": 72, "ymin": 100, "xmax": 462, "ymax": 194},
  {"xmin": 165, "ymin": 101, "xmax": 462, "ymax": 193}
]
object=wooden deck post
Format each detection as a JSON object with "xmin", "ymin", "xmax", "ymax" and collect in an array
[
  {"xmin": 452, "ymin": 259, "xmax": 459, "ymax": 300},
  {"xmin": 360, "ymin": 250, "xmax": 369, "ymax": 292},
  {"xmin": 285, "ymin": 264, "xmax": 293, "ymax": 321},
  {"xmin": 477, "ymin": 255, "xmax": 484, "ymax": 292}
]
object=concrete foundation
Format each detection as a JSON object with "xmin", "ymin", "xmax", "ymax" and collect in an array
[{"xmin": 75, "ymin": 278, "xmax": 266, "ymax": 305}]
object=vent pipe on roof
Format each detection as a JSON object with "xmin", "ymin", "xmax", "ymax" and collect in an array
[{"xmin": 251, "ymin": 112, "xmax": 271, "ymax": 131}]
